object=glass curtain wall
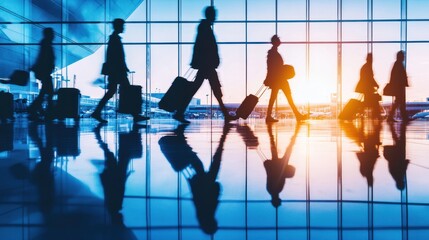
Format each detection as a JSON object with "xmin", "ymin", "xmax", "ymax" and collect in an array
[{"xmin": 2, "ymin": 0, "xmax": 428, "ymax": 115}]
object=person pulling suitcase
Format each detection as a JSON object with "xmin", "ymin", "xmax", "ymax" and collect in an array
[
  {"xmin": 91, "ymin": 18, "xmax": 149, "ymax": 124},
  {"xmin": 173, "ymin": 6, "xmax": 237, "ymax": 124}
]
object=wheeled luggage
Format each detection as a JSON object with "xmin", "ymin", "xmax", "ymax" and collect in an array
[
  {"xmin": 0, "ymin": 91, "xmax": 14, "ymax": 122},
  {"xmin": 338, "ymin": 98, "xmax": 363, "ymax": 120},
  {"xmin": 236, "ymin": 85, "xmax": 268, "ymax": 119},
  {"xmin": 118, "ymin": 85, "xmax": 142, "ymax": 115},
  {"xmin": 158, "ymin": 76, "xmax": 196, "ymax": 113},
  {"xmin": 55, "ymin": 88, "xmax": 81, "ymax": 121}
]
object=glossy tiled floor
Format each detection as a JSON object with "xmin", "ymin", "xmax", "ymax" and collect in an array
[{"xmin": 1, "ymin": 117, "xmax": 429, "ymax": 240}]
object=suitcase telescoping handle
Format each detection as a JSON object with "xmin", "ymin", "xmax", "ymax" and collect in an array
[
  {"xmin": 255, "ymin": 84, "xmax": 268, "ymax": 98},
  {"xmin": 183, "ymin": 68, "xmax": 196, "ymax": 81}
]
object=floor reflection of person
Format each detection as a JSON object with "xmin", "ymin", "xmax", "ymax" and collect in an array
[
  {"xmin": 264, "ymin": 123, "xmax": 301, "ymax": 208},
  {"xmin": 158, "ymin": 123, "xmax": 231, "ymax": 234},
  {"xmin": 355, "ymin": 121, "xmax": 382, "ymax": 186},
  {"xmin": 28, "ymin": 122, "xmax": 55, "ymax": 220},
  {"xmin": 94, "ymin": 123, "xmax": 143, "ymax": 225},
  {"xmin": 384, "ymin": 122, "xmax": 409, "ymax": 190}
]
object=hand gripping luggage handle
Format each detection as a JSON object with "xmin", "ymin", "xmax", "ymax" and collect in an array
[{"xmin": 255, "ymin": 84, "xmax": 268, "ymax": 98}]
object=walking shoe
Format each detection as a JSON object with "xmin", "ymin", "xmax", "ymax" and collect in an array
[
  {"xmin": 386, "ymin": 117, "xmax": 397, "ymax": 122},
  {"xmin": 265, "ymin": 116, "xmax": 279, "ymax": 123},
  {"xmin": 173, "ymin": 114, "xmax": 190, "ymax": 124},
  {"xmin": 91, "ymin": 113, "xmax": 108, "ymax": 123},
  {"xmin": 224, "ymin": 114, "xmax": 238, "ymax": 122},
  {"xmin": 296, "ymin": 114, "xmax": 309, "ymax": 122},
  {"xmin": 133, "ymin": 115, "xmax": 150, "ymax": 123}
]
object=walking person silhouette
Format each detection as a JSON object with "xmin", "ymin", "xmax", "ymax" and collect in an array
[
  {"xmin": 355, "ymin": 53, "xmax": 381, "ymax": 119},
  {"xmin": 173, "ymin": 6, "xmax": 237, "ymax": 124},
  {"xmin": 386, "ymin": 51, "xmax": 410, "ymax": 122},
  {"xmin": 92, "ymin": 18, "xmax": 149, "ymax": 124},
  {"xmin": 264, "ymin": 35, "xmax": 307, "ymax": 123},
  {"xmin": 28, "ymin": 28, "xmax": 55, "ymax": 121}
]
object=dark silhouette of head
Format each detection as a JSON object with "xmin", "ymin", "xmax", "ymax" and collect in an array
[
  {"xmin": 113, "ymin": 18, "xmax": 125, "ymax": 33},
  {"xmin": 271, "ymin": 195, "xmax": 281, "ymax": 208},
  {"xmin": 271, "ymin": 35, "xmax": 281, "ymax": 47},
  {"xmin": 43, "ymin": 27, "xmax": 54, "ymax": 42},
  {"xmin": 396, "ymin": 50, "xmax": 405, "ymax": 62},
  {"xmin": 205, "ymin": 6, "xmax": 216, "ymax": 23},
  {"xmin": 366, "ymin": 53, "xmax": 373, "ymax": 64}
]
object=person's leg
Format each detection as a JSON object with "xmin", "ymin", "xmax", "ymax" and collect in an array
[
  {"xmin": 387, "ymin": 97, "xmax": 399, "ymax": 121},
  {"xmin": 28, "ymin": 76, "xmax": 52, "ymax": 120},
  {"xmin": 266, "ymin": 88, "xmax": 279, "ymax": 122},
  {"xmin": 28, "ymin": 82, "xmax": 46, "ymax": 117},
  {"xmin": 207, "ymin": 69, "xmax": 236, "ymax": 120},
  {"xmin": 398, "ymin": 92, "xmax": 408, "ymax": 120},
  {"xmin": 44, "ymin": 76, "xmax": 55, "ymax": 119},
  {"xmin": 92, "ymin": 79, "xmax": 118, "ymax": 123},
  {"xmin": 281, "ymin": 82, "xmax": 305, "ymax": 121}
]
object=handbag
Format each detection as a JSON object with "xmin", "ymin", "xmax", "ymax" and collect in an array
[
  {"xmin": 383, "ymin": 83, "xmax": 395, "ymax": 96},
  {"xmin": 282, "ymin": 64, "xmax": 295, "ymax": 79},
  {"xmin": 101, "ymin": 62, "xmax": 110, "ymax": 75}
]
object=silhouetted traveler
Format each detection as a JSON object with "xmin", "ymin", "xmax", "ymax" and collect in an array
[
  {"xmin": 174, "ymin": 6, "xmax": 236, "ymax": 124},
  {"xmin": 28, "ymin": 28, "xmax": 55, "ymax": 121},
  {"xmin": 159, "ymin": 123, "xmax": 231, "ymax": 234},
  {"xmin": 387, "ymin": 51, "xmax": 410, "ymax": 122},
  {"xmin": 92, "ymin": 18, "xmax": 149, "ymax": 124},
  {"xmin": 264, "ymin": 35, "xmax": 306, "ymax": 123},
  {"xmin": 355, "ymin": 53, "xmax": 381, "ymax": 119},
  {"xmin": 264, "ymin": 123, "xmax": 301, "ymax": 207},
  {"xmin": 384, "ymin": 122, "xmax": 409, "ymax": 190},
  {"xmin": 94, "ymin": 123, "xmax": 142, "ymax": 226}
]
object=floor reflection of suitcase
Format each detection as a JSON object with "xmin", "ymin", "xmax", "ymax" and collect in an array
[
  {"xmin": 118, "ymin": 85, "xmax": 142, "ymax": 115},
  {"xmin": 0, "ymin": 91, "xmax": 14, "ymax": 122},
  {"xmin": 236, "ymin": 85, "xmax": 268, "ymax": 119},
  {"xmin": 338, "ymin": 98, "xmax": 363, "ymax": 120},
  {"xmin": 55, "ymin": 88, "xmax": 81, "ymax": 121}
]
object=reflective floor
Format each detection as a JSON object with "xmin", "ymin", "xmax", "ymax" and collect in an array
[{"xmin": 1, "ymin": 117, "xmax": 429, "ymax": 240}]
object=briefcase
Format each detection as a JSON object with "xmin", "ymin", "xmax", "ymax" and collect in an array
[{"xmin": 0, "ymin": 70, "xmax": 29, "ymax": 86}]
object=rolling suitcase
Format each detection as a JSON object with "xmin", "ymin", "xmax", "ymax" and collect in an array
[
  {"xmin": 338, "ymin": 98, "xmax": 363, "ymax": 120},
  {"xmin": 55, "ymin": 88, "xmax": 81, "ymax": 121},
  {"xmin": 159, "ymin": 69, "xmax": 196, "ymax": 112},
  {"xmin": 118, "ymin": 85, "xmax": 142, "ymax": 115},
  {"xmin": 0, "ymin": 91, "xmax": 14, "ymax": 122},
  {"xmin": 236, "ymin": 85, "xmax": 268, "ymax": 119}
]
